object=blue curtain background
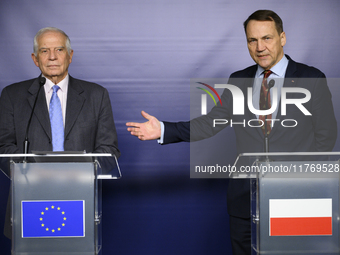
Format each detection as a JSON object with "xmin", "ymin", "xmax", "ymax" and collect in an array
[{"xmin": 0, "ymin": 1, "xmax": 339, "ymax": 254}]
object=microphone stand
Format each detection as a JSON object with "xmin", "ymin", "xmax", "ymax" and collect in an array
[
  {"xmin": 264, "ymin": 79, "xmax": 275, "ymax": 160},
  {"xmin": 23, "ymin": 77, "xmax": 46, "ymax": 162}
]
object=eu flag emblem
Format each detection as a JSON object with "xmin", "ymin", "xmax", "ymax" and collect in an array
[{"xmin": 22, "ymin": 200, "xmax": 85, "ymax": 238}]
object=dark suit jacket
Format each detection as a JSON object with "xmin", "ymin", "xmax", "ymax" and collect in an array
[
  {"xmin": 0, "ymin": 75, "xmax": 120, "ymax": 237},
  {"xmin": 162, "ymin": 55, "xmax": 337, "ymax": 218}
]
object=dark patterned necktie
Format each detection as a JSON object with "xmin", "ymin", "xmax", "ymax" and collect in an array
[{"xmin": 259, "ymin": 70, "xmax": 272, "ymax": 135}]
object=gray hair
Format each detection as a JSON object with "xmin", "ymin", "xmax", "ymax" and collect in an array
[{"xmin": 33, "ymin": 27, "xmax": 72, "ymax": 56}]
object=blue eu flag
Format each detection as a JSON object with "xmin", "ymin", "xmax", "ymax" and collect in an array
[{"xmin": 22, "ymin": 200, "xmax": 84, "ymax": 238}]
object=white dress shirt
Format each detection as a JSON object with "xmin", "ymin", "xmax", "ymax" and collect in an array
[{"xmin": 43, "ymin": 74, "xmax": 69, "ymax": 127}]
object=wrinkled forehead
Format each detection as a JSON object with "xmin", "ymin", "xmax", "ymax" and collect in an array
[
  {"xmin": 246, "ymin": 20, "xmax": 279, "ymax": 38},
  {"xmin": 37, "ymin": 31, "xmax": 67, "ymax": 46}
]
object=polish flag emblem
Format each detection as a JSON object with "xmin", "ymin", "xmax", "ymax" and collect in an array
[{"xmin": 269, "ymin": 199, "xmax": 332, "ymax": 236}]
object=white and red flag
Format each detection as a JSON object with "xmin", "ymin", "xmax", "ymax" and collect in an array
[{"xmin": 269, "ymin": 198, "xmax": 332, "ymax": 236}]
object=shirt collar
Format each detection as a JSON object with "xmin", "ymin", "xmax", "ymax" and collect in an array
[
  {"xmin": 255, "ymin": 55, "xmax": 289, "ymax": 78},
  {"xmin": 43, "ymin": 74, "xmax": 69, "ymax": 92}
]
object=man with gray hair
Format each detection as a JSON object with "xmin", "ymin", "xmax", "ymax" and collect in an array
[
  {"xmin": 0, "ymin": 27, "xmax": 120, "ymax": 238},
  {"xmin": 31, "ymin": 27, "xmax": 73, "ymax": 85}
]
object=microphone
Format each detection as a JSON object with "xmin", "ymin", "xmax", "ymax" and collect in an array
[
  {"xmin": 264, "ymin": 79, "xmax": 275, "ymax": 154},
  {"xmin": 23, "ymin": 77, "xmax": 46, "ymax": 156}
]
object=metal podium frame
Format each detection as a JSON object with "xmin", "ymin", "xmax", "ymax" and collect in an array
[
  {"xmin": 0, "ymin": 153, "xmax": 121, "ymax": 255},
  {"xmin": 233, "ymin": 152, "xmax": 340, "ymax": 255}
]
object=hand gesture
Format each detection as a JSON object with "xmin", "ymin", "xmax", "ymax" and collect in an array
[{"xmin": 126, "ymin": 111, "xmax": 161, "ymax": 141}]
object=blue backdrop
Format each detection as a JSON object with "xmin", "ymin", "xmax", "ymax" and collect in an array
[{"xmin": 0, "ymin": 1, "xmax": 339, "ymax": 254}]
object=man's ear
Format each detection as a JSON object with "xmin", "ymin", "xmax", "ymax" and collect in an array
[
  {"xmin": 31, "ymin": 53, "xmax": 39, "ymax": 67},
  {"xmin": 280, "ymin": 32, "xmax": 286, "ymax": 47},
  {"xmin": 68, "ymin": 50, "xmax": 74, "ymax": 64}
]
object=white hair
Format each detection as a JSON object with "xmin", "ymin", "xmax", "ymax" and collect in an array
[{"xmin": 33, "ymin": 27, "xmax": 72, "ymax": 56}]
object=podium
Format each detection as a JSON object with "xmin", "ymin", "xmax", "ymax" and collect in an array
[
  {"xmin": 0, "ymin": 153, "xmax": 121, "ymax": 255},
  {"xmin": 232, "ymin": 152, "xmax": 340, "ymax": 255}
]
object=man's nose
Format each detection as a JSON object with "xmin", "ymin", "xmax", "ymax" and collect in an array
[
  {"xmin": 256, "ymin": 40, "xmax": 265, "ymax": 52},
  {"xmin": 48, "ymin": 50, "xmax": 57, "ymax": 60}
]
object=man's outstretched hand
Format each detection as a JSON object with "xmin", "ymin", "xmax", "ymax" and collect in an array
[{"xmin": 126, "ymin": 111, "xmax": 161, "ymax": 141}]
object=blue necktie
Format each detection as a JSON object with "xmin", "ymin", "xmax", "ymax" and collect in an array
[{"xmin": 49, "ymin": 85, "xmax": 64, "ymax": 151}]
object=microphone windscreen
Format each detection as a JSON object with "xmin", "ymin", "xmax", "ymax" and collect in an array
[
  {"xmin": 268, "ymin": 79, "xmax": 275, "ymax": 88},
  {"xmin": 39, "ymin": 77, "xmax": 46, "ymax": 86}
]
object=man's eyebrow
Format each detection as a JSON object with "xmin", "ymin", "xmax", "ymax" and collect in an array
[
  {"xmin": 261, "ymin": 34, "xmax": 273, "ymax": 38},
  {"xmin": 247, "ymin": 36, "xmax": 257, "ymax": 41},
  {"xmin": 39, "ymin": 46, "xmax": 65, "ymax": 50},
  {"xmin": 247, "ymin": 34, "xmax": 273, "ymax": 40}
]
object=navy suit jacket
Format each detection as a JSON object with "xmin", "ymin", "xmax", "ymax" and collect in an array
[{"xmin": 163, "ymin": 55, "xmax": 337, "ymax": 218}]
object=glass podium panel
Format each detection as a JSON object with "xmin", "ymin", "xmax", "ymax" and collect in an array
[
  {"xmin": 234, "ymin": 152, "xmax": 340, "ymax": 255},
  {"xmin": 0, "ymin": 153, "xmax": 121, "ymax": 255}
]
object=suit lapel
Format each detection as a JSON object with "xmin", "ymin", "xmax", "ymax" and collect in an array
[
  {"xmin": 64, "ymin": 76, "xmax": 85, "ymax": 138},
  {"xmin": 244, "ymin": 66, "xmax": 258, "ymax": 120},
  {"xmin": 242, "ymin": 66, "xmax": 266, "ymax": 138},
  {"xmin": 27, "ymin": 77, "xmax": 51, "ymax": 139},
  {"xmin": 268, "ymin": 55, "xmax": 298, "ymax": 137},
  {"xmin": 283, "ymin": 55, "xmax": 298, "ymax": 78}
]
